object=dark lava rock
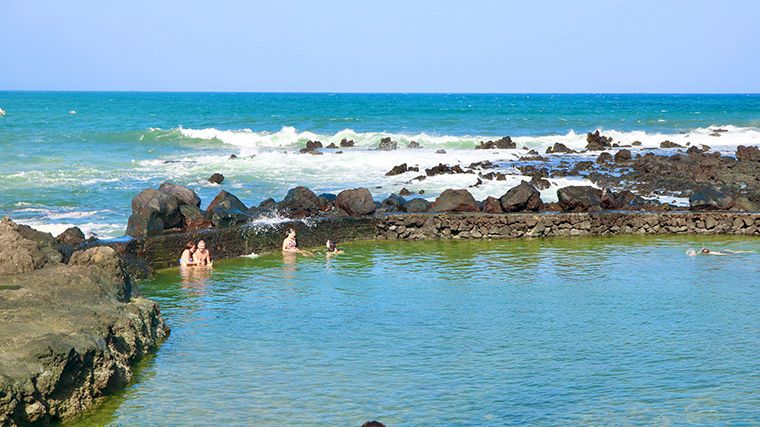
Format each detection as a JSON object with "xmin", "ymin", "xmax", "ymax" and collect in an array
[
  {"xmin": 56, "ymin": 226, "xmax": 85, "ymax": 247},
  {"xmin": 126, "ymin": 208, "xmax": 166, "ymax": 238},
  {"xmin": 480, "ymin": 172, "xmax": 507, "ymax": 181},
  {"xmin": 258, "ymin": 197, "xmax": 278, "ymax": 211},
  {"xmin": 179, "ymin": 204, "xmax": 211, "ymax": 230},
  {"xmin": 229, "ymin": 154, "xmax": 238, "ymax": 159},
  {"xmin": 546, "ymin": 142, "xmax": 575, "ymax": 154},
  {"xmin": 206, "ymin": 190, "xmax": 249, "ymax": 227},
  {"xmin": 336, "ymin": 188, "xmax": 376, "ymax": 216},
  {"xmin": 407, "ymin": 141, "xmax": 422, "ymax": 149},
  {"xmin": 660, "ymin": 140, "xmax": 683, "ymax": 149},
  {"xmin": 614, "ymin": 149, "xmax": 632, "ymax": 163},
  {"xmin": 300, "ymin": 140, "xmax": 323, "ymax": 153},
  {"xmin": 208, "ymin": 173, "xmax": 225, "ymax": 184},
  {"xmin": 279, "ymin": 186, "xmax": 321, "ymax": 217},
  {"xmin": 431, "ymin": 189, "xmax": 479, "ymax": 212},
  {"xmin": 399, "ymin": 187, "xmax": 412, "ymax": 196},
  {"xmin": 402, "ymin": 198, "xmax": 431, "ymax": 212},
  {"xmin": 632, "ymin": 141, "xmax": 642, "ymax": 146},
  {"xmin": 129, "ymin": 188, "xmax": 182, "ymax": 231},
  {"xmin": 557, "ymin": 186, "xmax": 603, "ymax": 212},
  {"xmin": 435, "ymin": 149, "xmax": 447, "ymax": 154},
  {"xmin": 425, "ymin": 163, "xmax": 466, "ymax": 177},
  {"xmin": 596, "ymin": 152, "xmax": 613, "ymax": 164},
  {"xmin": 475, "ymin": 136, "xmax": 516, "ymax": 150},
  {"xmin": 317, "ymin": 193, "xmax": 337, "ymax": 212},
  {"xmin": 480, "ymin": 196, "xmax": 504, "ymax": 213},
  {"xmin": 159, "ymin": 182, "xmax": 201, "ymax": 207},
  {"xmin": 736, "ymin": 145, "xmax": 760, "ymax": 162},
  {"xmin": 530, "ymin": 174, "xmax": 551, "ymax": 190},
  {"xmin": 0, "ymin": 218, "xmax": 62, "ymax": 274},
  {"xmin": 689, "ymin": 186, "xmax": 733, "ymax": 211},
  {"xmin": 386, "ymin": 163, "xmax": 419, "ymax": 176},
  {"xmin": 340, "ymin": 138, "xmax": 355, "ymax": 147},
  {"xmin": 378, "ymin": 137, "xmax": 397, "ymax": 151},
  {"xmin": 586, "ymin": 130, "xmax": 613, "ymax": 151},
  {"xmin": 380, "ymin": 194, "xmax": 406, "ymax": 212},
  {"xmin": 325, "ymin": 142, "xmax": 338, "ymax": 149},
  {"xmin": 499, "ymin": 181, "xmax": 543, "ymax": 212},
  {"xmin": 468, "ymin": 160, "xmax": 496, "ymax": 170}
]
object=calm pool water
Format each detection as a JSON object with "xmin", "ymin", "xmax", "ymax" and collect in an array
[{"xmin": 71, "ymin": 236, "xmax": 760, "ymax": 426}]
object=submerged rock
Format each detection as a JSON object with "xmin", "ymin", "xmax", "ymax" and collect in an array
[
  {"xmin": 546, "ymin": 142, "xmax": 576, "ymax": 154},
  {"xmin": 660, "ymin": 140, "xmax": 683, "ymax": 149},
  {"xmin": 385, "ymin": 163, "xmax": 419, "ymax": 176},
  {"xmin": 500, "ymin": 181, "xmax": 543, "ymax": 212},
  {"xmin": 300, "ymin": 140, "xmax": 323, "ymax": 153},
  {"xmin": 336, "ymin": 188, "xmax": 376, "ymax": 216},
  {"xmin": 407, "ymin": 140, "xmax": 422, "ymax": 149},
  {"xmin": 339, "ymin": 138, "xmax": 355, "ymax": 148},
  {"xmin": 431, "ymin": 189, "xmax": 479, "ymax": 212}
]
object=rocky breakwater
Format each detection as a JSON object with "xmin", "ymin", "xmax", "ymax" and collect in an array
[{"xmin": 0, "ymin": 218, "xmax": 168, "ymax": 426}]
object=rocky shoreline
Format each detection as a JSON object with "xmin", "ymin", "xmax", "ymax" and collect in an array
[{"xmin": 0, "ymin": 219, "xmax": 168, "ymax": 426}]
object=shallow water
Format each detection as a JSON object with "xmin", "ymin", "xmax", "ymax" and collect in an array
[{"xmin": 69, "ymin": 236, "xmax": 760, "ymax": 426}]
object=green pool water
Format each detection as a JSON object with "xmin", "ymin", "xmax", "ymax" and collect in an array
[{"xmin": 68, "ymin": 235, "xmax": 760, "ymax": 426}]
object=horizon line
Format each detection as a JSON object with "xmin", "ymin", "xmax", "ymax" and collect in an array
[{"xmin": 1, "ymin": 89, "xmax": 760, "ymax": 96}]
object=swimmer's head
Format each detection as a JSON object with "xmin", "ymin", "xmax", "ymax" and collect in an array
[{"xmin": 700, "ymin": 247, "xmax": 709, "ymax": 254}]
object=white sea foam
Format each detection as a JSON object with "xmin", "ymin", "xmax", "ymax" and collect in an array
[
  {"xmin": 163, "ymin": 125, "xmax": 760, "ymax": 156},
  {"xmin": 13, "ymin": 219, "xmax": 123, "ymax": 239}
]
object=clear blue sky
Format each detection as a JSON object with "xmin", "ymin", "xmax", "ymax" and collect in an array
[{"xmin": 1, "ymin": 0, "xmax": 758, "ymax": 92}]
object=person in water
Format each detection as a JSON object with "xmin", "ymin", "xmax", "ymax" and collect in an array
[
  {"xmin": 326, "ymin": 239, "xmax": 344, "ymax": 255},
  {"xmin": 180, "ymin": 241, "xmax": 196, "ymax": 266},
  {"xmin": 194, "ymin": 240, "xmax": 213, "ymax": 267},
  {"xmin": 686, "ymin": 247, "xmax": 754, "ymax": 256},
  {"xmin": 282, "ymin": 228, "xmax": 313, "ymax": 255}
]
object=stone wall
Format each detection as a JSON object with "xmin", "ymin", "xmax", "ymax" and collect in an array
[
  {"xmin": 123, "ymin": 211, "xmax": 760, "ymax": 270},
  {"xmin": 376, "ymin": 211, "xmax": 760, "ymax": 240}
]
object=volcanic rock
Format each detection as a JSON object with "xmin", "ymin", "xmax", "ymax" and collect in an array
[
  {"xmin": 336, "ymin": 188, "xmax": 376, "ymax": 216},
  {"xmin": 431, "ymin": 189, "xmax": 479, "ymax": 212},
  {"xmin": 499, "ymin": 181, "xmax": 543, "ymax": 212}
]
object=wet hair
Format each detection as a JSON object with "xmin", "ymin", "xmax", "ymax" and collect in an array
[
  {"xmin": 185, "ymin": 241, "xmax": 196, "ymax": 250},
  {"xmin": 361, "ymin": 422, "xmax": 386, "ymax": 427},
  {"xmin": 327, "ymin": 240, "xmax": 337, "ymax": 252},
  {"xmin": 700, "ymin": 247, "xmax": 709, "ymax": 254}
]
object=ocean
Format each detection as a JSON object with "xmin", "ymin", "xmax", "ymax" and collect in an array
[{"xmin": 1, "ymin": 92, "xmax": 760, "ymax": 237}]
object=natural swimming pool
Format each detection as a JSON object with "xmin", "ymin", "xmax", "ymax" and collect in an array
[{"xmin": 70, "ymin": 235, "xmax": 760, "ymax": 426}]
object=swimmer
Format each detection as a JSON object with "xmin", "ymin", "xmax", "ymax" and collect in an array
[
  {"xmin": 179, "ymin": 241, "xmax": 196, "ymax": 266},
  {"xmin": 326, "ymin": 239, "xmax": 344, "ymax": 255},
  {"xmin": 194, "ymin": 240, "xmax": 213, "ymax": 267},
  {"xmin": 282, "ymin": 228, "xmax": 313, "ymax": 255},
  {"xmin": 687, "ymin": 247, "xmax": 754, "ymax": 256}
]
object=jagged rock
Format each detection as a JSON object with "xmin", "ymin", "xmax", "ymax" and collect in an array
[
  {"xmin": 546, "ymin": 142, "xmax": 575, "ymax": 154},
  {"xmin": 586, "ymin": 130, "xmax": 613, "ymax": 151},
  {"xmin": 402, "ymin": 198, "xmax": 431, "ymax": 213},
  {"xmin": 378, "ymin": 137, "xmax": 397, "ymax": 151},
  {"xmin": 279, "ymin": 186, "xmax": 321, "ymax": 217},
  {"xmin": 736, "ymin": 145, "xmax": 760, "ymax": 162},
  {"xmin": 126, "ymin": 209, "xmax": 165, "ymax": 238},
  {"xmin": 325, "ymin": 142, "xmax": 338, "ymax": 149},
  {"xmin": 339, "ymin": 138, "xmax": 355, "ymax": 147},
  {"xmin": 468, "ymin": 160, "xmax": 496, "ymax": 170},
  {"xmin": 130, "ymin": 189, "xmax": 182, "ymax": 229},
  {"xmin": 399, "ymin": 188, "xmax": 412, "ymax": 196},
  {"xmin": 179, "ymin": 204, "xmax": 211, "ymax": 230},
  {"xmin": 159, "ymin": 182, "xmax": 201, "ymax": 207},
  {"xmin": 431, "ymin": 189, "xmax": 479, "ymax": 212},
  {"xmin": 530, "ymin": 174, "xmax": 551, "ymax": 190},
  {"xmin": 407, "ymin": 141, "xmax": 422, "ymax": 149},
  {"xmin": 425, "ymin": 163, "xmax": 466, "ymax": 176},
  {"xmin": 475, "ymin": 136, "xmax": 516, "ymax": 150},
  {"xmin": 208, "ymin": 173, "xmax": 225, "ymax": 184},
  {"xmin": 500, "ymin": 181, "xmax": 543, "ymax": 212},
  {"xmin": 614, "ymin": 149, "xmax": 632, "ymax": 163},
  {"xmin": 56, "ymin": 226, "xmax": 85, "ymax": 247},
  {"xmin": 660, "ymin": 140, "xmax": 683, "ymax": 149},
  {"xmin": 206, "ymin": 190, "xmax": 249, "ymax": 227},
  {"xmin": 557, "ymin": 186, "xmax": 603, "ymax": 212},
  {"xmin": 386, "ymin": 163, "xmax": 419, "ymax": 176},
  {"xmin": 258, "ymin": 197, "xmax": 278, "ymax": 211},
  {"xmin": 336, "ymin": 188, "xmax": 376, "ymax": 216},
  {"xmin": 480, "ymin": 196, "xmax": 503, "ymax": 213},
  {"xmin": 0, "ymin": 218, "xmax": 62, "ymax": 275},
  {"xmin": 435, "ymin": 149, "xmax": 447, "ymax": 154},
  {"xmin": 480, "ymin": 172, "xmax": 507, "ymax": 181},
  {"xmin": 689, "ymin": 186, "xmax": 733, "ymax": 211},
  {"xmin": 299, "ymin": 140, "xmax": 323, "ymax": 153},
  {"xmin": 380, "ymin": 194, "xmax": 406, "ymax": 212}
]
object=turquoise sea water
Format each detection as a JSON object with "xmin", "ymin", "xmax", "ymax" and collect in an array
[
  {"xmin": 68, "ymin": 236, "xmax": 760, "ymax": 426},
  {"xmin": 1, "ymin": 92, "xmax": 760, "ymax": 237}
]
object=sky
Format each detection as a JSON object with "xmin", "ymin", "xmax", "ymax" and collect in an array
[{"xmin": 1, "ymin": 0, "xmax": 759, "ymax": 93}]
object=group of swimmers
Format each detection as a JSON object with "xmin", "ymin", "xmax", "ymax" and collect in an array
[
  {"xmin": 179, "ymin": 228, "xmax": 342, "ymax": 268},
  {"xmin": 282, "ymin": 227, "xmax": 343, "ymax": 255},
  {"xmin": 180, "ymin": 240, "xmax": 213, "ymax": 267}
]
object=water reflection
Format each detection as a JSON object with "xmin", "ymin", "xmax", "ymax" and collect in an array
[{"xmin": 179, "ymin": 266, "xmax": 212, "ymax": 291}]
